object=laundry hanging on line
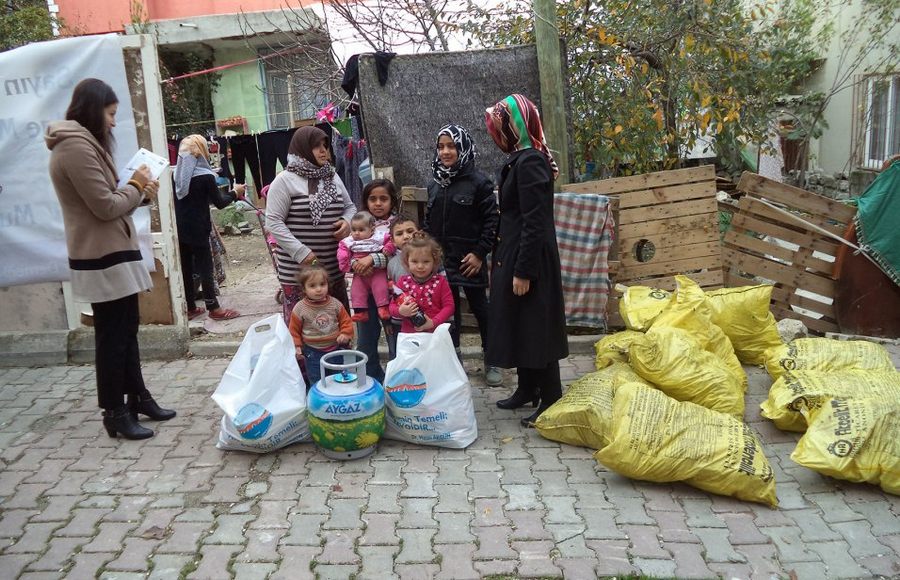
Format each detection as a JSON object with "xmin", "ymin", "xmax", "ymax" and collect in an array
[{"xmin": 169, "ymin": 121, "xmax": 369, "ymax": 201}]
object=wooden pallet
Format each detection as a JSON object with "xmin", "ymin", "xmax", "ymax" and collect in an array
[
  {"xmin": 562, "ymin": 165, "xmax": 722, "ymax": 328},
  {"xmin": 724, "ymin": 172, "xmax": 856, "ymax": 334}
]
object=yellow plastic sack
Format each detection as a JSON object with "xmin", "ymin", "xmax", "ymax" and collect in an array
[
  {"xmin": 595, "ymin": 382, "xmax": 777, "ymax": 506},
  {"xmin": 535, "ymin": 363, "xmax": 649, "ymax": 450},
  {"xmin": 652, "ymin": 276, "xmax": 745, "ymax": 389},
  {"xmin": 630, "ymin": 327, "xmax": 745, "ymax": 417},
  {"xmin": 791, "ymin": 396, "xmax": 900, "ymax": 495},
  {"xmin": 706, "ymin": 285, "xmax": 783, "ymax": 366},
  {"xmin": 765, "ymin": 338, "xmax": 896, "ymax": 380},
  {"xmin": 761, "ymin": 370, "xmax": 900, "ymax": 432},
  {"xmin": 594, "ymin": 331, "xmax": 644, "ymax": 370},
  {"xmin": 619, "ymin": 285, "xmax": 671, "ymax": 331}
]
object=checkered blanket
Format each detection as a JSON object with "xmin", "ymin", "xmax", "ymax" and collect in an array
[{"xmin": 554, "ymin": 193, "xmax": 616, "ymax": 329}]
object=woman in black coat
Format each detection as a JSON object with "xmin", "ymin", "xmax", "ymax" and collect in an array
[
  {"xmin": 174, "ymin": 135, "xmax": 244, "ymax": 320},
  {"xmin": 484, "ymin": 94, "xmax": 568, "ymax": 427},
  {"xmin": 424, "ymin": 124, "xmax": 502, "ymax": 385}
]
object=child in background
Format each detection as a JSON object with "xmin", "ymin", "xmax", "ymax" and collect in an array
[
  {"xmin": 355, "ymin": 179, "xmax": 401, "ymax": 383},
  {"xmin": 364, "ymin": 179, "xmax": 399, "ymax": 244},
  {"xmin": 386, "ymin": 217, "xmax": 419, "ymax": 357},
  {"xmin": 390, "ymin": 232, "xmax": 454, "ymax": 334},
  {"xmin": 337, "ymin": 211, "xmax": 391, "ymax": 322},
  {"xmin": 289, "ymin": 265, "xmax": 354, "ymax": 387}
]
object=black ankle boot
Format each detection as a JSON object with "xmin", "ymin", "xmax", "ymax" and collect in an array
[
  {"xmin": 521, "ymin": 402, "xmax": 554, "ymax": 428},
  {"xmin": 128, "ymin": 390, "xmax": 176, "ymax": 421},
  {"xmin": 496, "ymin": 386, "xmax": 540, "ymax": 410},
  {"xmin": 103, "ymin": 406, "xmax": 153, "ymax": 439}
]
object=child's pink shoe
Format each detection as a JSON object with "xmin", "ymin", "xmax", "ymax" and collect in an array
[{"xmin": 377, "ymin": 306, "xmax": 391, "ymax": 320}]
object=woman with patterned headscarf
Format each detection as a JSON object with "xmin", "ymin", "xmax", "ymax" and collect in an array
[
  {"xmin": 265, "ymin": 126, "xmax": 357, "ymax": 324},
  {"xmin": 423, "ymin": 124, "xmax": 502, "ymax": 386},
  {"xmin": 484, "ymin": 94, "xmax": 568, "ymax": 427}
]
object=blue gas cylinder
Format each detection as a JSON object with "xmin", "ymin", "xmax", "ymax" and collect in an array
[{"xmin": 307, "ymin": 350, "xmax": 385, "ymax": 460}]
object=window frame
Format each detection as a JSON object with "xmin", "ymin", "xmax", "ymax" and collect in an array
[{"xmin": 860, "ymin": 73, "xmax": 900, "ymax": 170}]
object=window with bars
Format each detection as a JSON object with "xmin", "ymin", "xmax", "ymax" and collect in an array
[
  {"xmin": 260, "ymin": 44, "xmax": 338, "ymax": 130},
  {"xmin": 854, "ymin": 74, "xmax": 900, "ymax": 169}
]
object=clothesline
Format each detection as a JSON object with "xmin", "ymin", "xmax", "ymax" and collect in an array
[
  {"xmin": 161, "ymin": 45, "xmax": 309, "ymax": 84},
  {"xmin": 165, "ymin": 103, "xmax": 353, "ymax": 129},
  {"xmin": 165, "ymin": 110, "xmax": 307, "ymax": 129}
]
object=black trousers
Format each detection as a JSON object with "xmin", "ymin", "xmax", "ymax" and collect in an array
[
  {"xmin": 517, "ymin": 360, "xmax": 562, "ymax": 405},
  {"xmin": 258, "ymin": 129, "xmax": 294, "ymax": 187},
  {"xmin": 214, "ymin": 137, "xmax": 233, "ymax": 183},
  {"xmin": 92, "ymin": 293, "xmax": 146, "ymax": 410},
  {"xmin": 230, "ymin": 135, "xmax": 263, "ymax": 193},
  {"xmin": 449, "ymin": 284, "xmax": 490, "ymax": 351},
  {"xmin": 180, "ymin": 241, "xmax": 220, "ymax": 311}
]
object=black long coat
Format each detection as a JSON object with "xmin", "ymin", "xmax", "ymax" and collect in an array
[
  {"xmin": 424, "ymin": 167, "xmax": 499, "ymax": 287},
  {"xmin": 486, "ymin": 148, "xmax": 568, "ymax": 369}
]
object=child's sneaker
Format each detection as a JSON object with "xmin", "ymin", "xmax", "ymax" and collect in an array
[
  {"xmin": 485, "ymin": 366, "xmax": 503, "ymax": 386},
  {"xmin": 351, "ymin": 311, "xmax": 369, "ymax": 322},
  {"xmin": 377, "ymin": 306, "xmax": 391, "ymax": 320}
]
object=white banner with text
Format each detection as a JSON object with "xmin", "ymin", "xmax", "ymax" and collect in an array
[{"xmin": 0, "ymin": 34, "xmax": 138, "ymax": 287}]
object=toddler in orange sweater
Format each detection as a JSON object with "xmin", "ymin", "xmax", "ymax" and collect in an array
[{"xmin": 288, "ymin": 265, "xmax": 354, "ymax": 387}]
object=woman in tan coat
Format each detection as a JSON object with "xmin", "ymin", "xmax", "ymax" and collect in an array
[{"xmin": 46, "ymin": 78, "xmax": 176, "ymax": 440}]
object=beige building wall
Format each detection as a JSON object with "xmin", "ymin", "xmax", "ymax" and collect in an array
[{"xmin": 803, "ymin": 1, "xmax": 899, "ymax": 175}]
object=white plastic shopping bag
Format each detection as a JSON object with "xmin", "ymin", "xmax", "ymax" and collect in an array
[
  {"xmin": 383, "ymin": 323, "xmax": 477, "ymax": 448},
  {"xmin": 212, "ymin": 314, "xmax": 309, "ymax": 452}
]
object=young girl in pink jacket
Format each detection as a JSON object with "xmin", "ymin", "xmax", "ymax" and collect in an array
[{"xmin": 389, "ymin": 232, "xmax": 455, "ymax": 333}]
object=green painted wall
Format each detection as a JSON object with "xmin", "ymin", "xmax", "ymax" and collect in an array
[
  {"xmin": 211, "ymin": 46, "xmax": 268, "ymax": 196},
  {"xmin": 211, "ymin": 46, "xmax": 268, "ymax": 134}
]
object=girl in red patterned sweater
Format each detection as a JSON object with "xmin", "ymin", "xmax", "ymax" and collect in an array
[{"xmin": 389, "ymin": 232, "xmax": 455, "ymax": 333}]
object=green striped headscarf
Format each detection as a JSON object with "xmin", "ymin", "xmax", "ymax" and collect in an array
[{"xmin": 484, "ymin": 94, "xmax": 559, "ymax": 179}]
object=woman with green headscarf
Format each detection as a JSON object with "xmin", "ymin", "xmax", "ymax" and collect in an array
[{"xmin": 484, "ymin": 94, "xmax": 568, "ymax": 428}]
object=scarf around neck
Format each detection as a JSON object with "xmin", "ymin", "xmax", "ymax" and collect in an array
[
  {"xmin": 286, "ymin": 154, "xmax": 339, "ymax": 226},
  {"xmin": 286, "ymin": 126, "xmax": 339, "ymax": 226},
  {"xmin": 431, "ymin": 124, "xmax": 477, "ymax": 188}
]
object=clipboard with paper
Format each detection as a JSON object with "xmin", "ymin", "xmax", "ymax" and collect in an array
[
  {"xmin": 117, "ymin": 147, "xmax": 169, "ymax": 187},
  {"xmin": 118, "ymin": 148, "xmax": 170, "ymax": 273}
]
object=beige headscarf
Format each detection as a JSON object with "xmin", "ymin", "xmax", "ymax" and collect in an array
[{"xmin": 174, "ymin": 134, "xmax": 217, "ymax": 199}]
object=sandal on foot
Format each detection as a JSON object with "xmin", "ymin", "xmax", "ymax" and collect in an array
[
  {"xmin": 187, "ymin": 307, "xmax": 205, "ymax": 320},
  {"xmin": 209, "ymin": 308, "xmax": 240, "ymax": 320}
]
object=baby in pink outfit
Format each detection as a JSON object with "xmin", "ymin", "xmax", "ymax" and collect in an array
[{"xmin": 337, "ymin": 211, "xmax": 391, "ymax": 322}]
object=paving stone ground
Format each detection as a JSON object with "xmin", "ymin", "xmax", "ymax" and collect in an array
[{"xmin": 1, "ymin": 351, "xmax": 899, "ymax": 579}]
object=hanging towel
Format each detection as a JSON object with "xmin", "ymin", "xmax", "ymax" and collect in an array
[{"xmin": 553, "ymin": 192, "xmax": 616, "ymax": 328}]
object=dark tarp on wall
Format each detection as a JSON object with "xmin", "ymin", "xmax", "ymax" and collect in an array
[{"xmin": 357, "ymin": 44, "xmax": 573, "ymax": 189}]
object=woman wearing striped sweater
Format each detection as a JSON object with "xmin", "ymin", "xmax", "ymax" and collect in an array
[{"xmin": 265, "ymin": 126, "xmax": 357, "ymax": 322}]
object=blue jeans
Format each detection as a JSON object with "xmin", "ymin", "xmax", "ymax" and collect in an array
[
  {"xmin": 357, "ymin": 294, "xmax": 385, "ymax": 383},
  {"xmin": 302, "ymin": 345, "xmax": 335, "ymax": 388}
]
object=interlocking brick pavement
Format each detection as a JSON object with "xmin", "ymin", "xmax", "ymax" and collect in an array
[{"xmin": 2, "ymin": 353, "xmax": 900, "ymax": 579}]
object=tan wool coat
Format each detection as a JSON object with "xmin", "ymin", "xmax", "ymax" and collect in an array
[{"xmin": 46, "ymin": 120, "xmax": 152, "ymax": 303}]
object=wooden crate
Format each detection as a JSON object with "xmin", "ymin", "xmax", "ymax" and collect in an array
[
  {"xmin": 399, "ymin": 186, "xmax": 427, "ymax": 226},
  {"xmin": 564, "ymin": 165, "xmax": 722, "ymax": 327},
  {"xmin": 724, "ymin": 172, "xmax": 856, "ymax": 334}
]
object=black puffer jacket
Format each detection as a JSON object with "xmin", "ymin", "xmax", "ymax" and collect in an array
[{"xmin": 424, "ymin": 166, "xmax": 499, "ymax": 287}]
